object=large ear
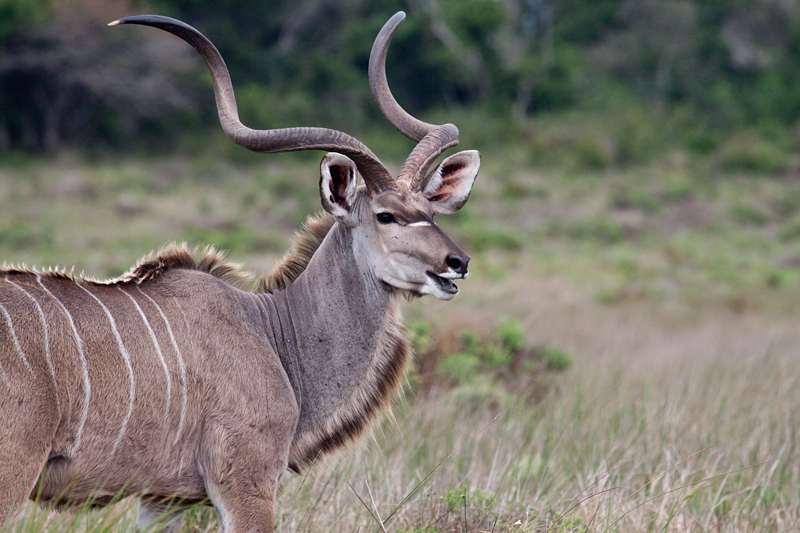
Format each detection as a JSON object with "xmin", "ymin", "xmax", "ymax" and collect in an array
[
  {"xmin": 423, "ymin": 150, "xmax": 480, "ymax": 214},
  {"xmin": 320, "ymin": 152, "xmax": 359, "ymax": 222}
]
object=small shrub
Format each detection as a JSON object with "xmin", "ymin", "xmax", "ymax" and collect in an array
[
  {"xmin": 445, "ymin": 485, "xmax": 495, "ymax": 513},
  {"xmin": 612, "ymin": 187, "xmax": 662, "ymax": 213},
  {"xmin": 570, "ymin": 216, "xmax": 624, "ymax": 244},
  {"xmin": 779, "ymin": 219, "xmax": 800, "ymax": 241},
  {"xmin": 436, "ymin": 353, "xmax": 481, "ymax": 383},
  {"xmin": 185, "ymin": 223, "xmax": 285, "ymax": 254},
  {"xmin": 408, "ymin": 320, "xmax": 431, "ymax": 353},
  {"xmin": 423, "ymin": 319, "xmax": 572, "ymax": 396},
  {"xmin": 444, "ymin": 484, "xmax": 497, "ymax": 530},
  {"xmin": 775, "ymin": 190, "xmax": 800, "ymax": 218},
  {"xmin": 542, "ymin": 346, "xmax": 573, "ymax": 371},
  {"xmin": 766, "ymin": 271, "xmax": 785, "ymax": 289},
  {"xmin": 664, "ymin": 174, "xmax": 699, "ymax": 203},
  {"xmin": 570, "ymin": 134, "xmax": 613, "ymax": 170},
  {"xmin": 759, "ymin": 486, "xmax": 781, "ymax": 508},
  {"xmin": 484, "ymin": 343, "xmax": 512, "ymax": 368},
  {"xmin": 459, "ymin": 329, "xmax": 482, "ymax": 355},
  {"xmin": 616, "ymin": 108, "xmax": 667, "ymax": 165},
  {"xmin": 497, "ymin": 317, "xmax": 525, "ymax": 351},
  {"xmin": 462, "ymin": 223, "xmax": 525, "ymax": 253},
  {"xmin": 0, "ymin": 221, "xmax": 50, "ymax": 249},
  {"xmin": 500, "ymin": 179, "xmax": 549, "ymax": 200},
  {"xmin": 730, "ymin": 203, "xmax": 770, "ymax": 226},
  {"xmin": 718, "ymin": 135, "xmax": 788, "ymax": 174},
  {"xmin": 682, "ymin": 125, "xmax": 720, "ymax": 155},
  {"xmin": 595, "ymin": 284, "xmax": 626, "ymax": 304}
]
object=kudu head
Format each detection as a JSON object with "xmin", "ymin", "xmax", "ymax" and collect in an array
[{"xmin": 111, "ymin": 12, "xmax": 479, "ymax": 300}]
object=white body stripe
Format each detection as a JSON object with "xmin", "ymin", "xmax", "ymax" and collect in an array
[
  {"xmin": 137, "ymin": 287, "xmax": 188, "ymax": 444},
  {"xmin": 5, "ymin": 277, "xmax": 60, "ymax": 410},
  {"xmin": 37, "ymin": 275, "xmax": 90, "ymax": 450},
  {"xmin": 0, "ymin": 359, "xmax": 11, "ymax": 391},
  {"xmin": 76, "ymin": 282, "xmax": 135, "ymax": 454},
  {"xmin": 0, "ymin": 324, "xmax": 12, "ymax": 391},
  {"xmin": 118, "ymin": 286, "xmax": 171, "ymax": 424},
  {"xmin": 0, "ymin": 301, "xmax": 33, "ymax": 374}
]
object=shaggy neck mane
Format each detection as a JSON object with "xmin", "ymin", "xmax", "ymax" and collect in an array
[
  {"xmin": 1, "ymin": 212, "xmax": 335, "ymax": 292},
  {"xmin": 257, "ymin": 212, "xmax": 335, "ymax": 293},
  {"xmin": 58, "ymin": 211, "xmax": 337, "ymax": 289}
]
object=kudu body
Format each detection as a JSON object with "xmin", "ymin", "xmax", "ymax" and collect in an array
[{"xmin": 0, "ymin": 12, "xmax": 479, "ymax": 532}]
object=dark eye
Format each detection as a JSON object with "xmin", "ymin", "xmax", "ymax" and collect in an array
[{"xmin": 376, "ymin": 212, "xmax": 395, "ymax": 224}]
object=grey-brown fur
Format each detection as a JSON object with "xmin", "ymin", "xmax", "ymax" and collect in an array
[{"xmin": 0, "ymin": 11, "xmax": 481, "ymax": 533}]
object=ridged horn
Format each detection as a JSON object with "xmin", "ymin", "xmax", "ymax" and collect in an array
[
  {"xmin": 369, "ymin": 11, "xmax": 436, "ymax": 142},
  {"xmin": 368, "ymin": 11, "xmax": 460, "ymax": 190},
  {"xmin": 110, "ymin": 15, "xmax": 395, "ymax": 195},
  {"xmin": 398, "ymin": 124, "xmax": 460, "ymax": 190}
]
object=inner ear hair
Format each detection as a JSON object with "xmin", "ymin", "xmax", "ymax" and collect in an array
[
  {"xmin": 423, "ymin": 166, "xmax": 443, "ymax": 196},
  {"xmin": 441, "ymin": 161, "xmax": 466, "ymax": 178},
  {"xmin": 330, "ymin": 165, "xmax": 354, "ymax": 205}
]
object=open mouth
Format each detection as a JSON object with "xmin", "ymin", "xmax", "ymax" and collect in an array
[{"xmin": 427, "ymin": 271, "xmax": 459, "ymax": 294}]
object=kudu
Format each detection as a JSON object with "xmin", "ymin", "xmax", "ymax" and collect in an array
[{"xmin": 0, "ymin": 11, "xmax": 479, "ymax": 532}]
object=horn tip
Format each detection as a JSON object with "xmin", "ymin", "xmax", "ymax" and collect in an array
[{"xmin": 108, "ymin": 19, "xmax": 123, "ymax": 26}]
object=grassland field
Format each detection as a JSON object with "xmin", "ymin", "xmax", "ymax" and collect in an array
[{"xmin": 2, "ymin": 147, "xmax": 800, "ymax": 532}]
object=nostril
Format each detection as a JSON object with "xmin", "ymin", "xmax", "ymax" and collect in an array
[{"xmin": 446, "ymin": 254, "xmax": 469, "ymax": 274}]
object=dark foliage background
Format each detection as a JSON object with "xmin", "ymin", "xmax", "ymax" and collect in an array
[{"xmin": 2, "ymin": 0, "xmax": 800, "ymax": 166}]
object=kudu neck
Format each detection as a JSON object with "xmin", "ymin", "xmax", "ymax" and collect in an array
[{"xmin": 258, "ymin": 222, "xmax": 406, "ymax": 467}]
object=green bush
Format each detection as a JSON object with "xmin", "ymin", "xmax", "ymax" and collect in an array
[
  {"xmin": 429, "ymin": 319, "xmax": 573, "ymax": 391},
  {"xmin": 436, "ymin": 353, "xmax": 481, "ymax": 383},
  {"xmin": 779, "ymin": 219, "xmax": 800, "ymax": 241},
  {"xmin": 462, "ymin": 223, "xmax": 525, "ymax": 253},
  {"xmin": 571, "ymin": 216, "xmax": 624, "ymax": 244},
  {"xmin": 542, "ymin": 346, "xmax": 573, "ymax": 371},
  {"xmin": 718, "ymin": 135, "xmax": 789, "ymax": 174},
  {"xmin": 571, "ymin": 134, "xmax": 613, "ymax": 170},
  {"xmin": 408, "ymin": 320, "xmax": 432, "ymax": 354},
  {"xmin": 497, "ymin": 317, "xmax": 525, "ymax": 351},
  {"xmin": 730, "ymin": 203, "xmax": 770, "ymax": 227},
  {"xmin": 775, "ymin": 190, "xmax": 800, "ymax": 218},
  {"xmin": 612, "ymin": 187, "xmax": 662, "ymax": 213},
  {"xmin": 184, "ymin": 223, "xmax": 285, "ymax": 254},
  {"xmin": 0, "ymin": 221, "xmax": 51, "ymax": 249}
]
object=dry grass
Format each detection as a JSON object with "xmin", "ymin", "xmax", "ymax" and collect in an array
[
  {"xmin": 265, "ymin": 276, "xmax": 800, "ymax": 532},
  {"xmin": 2, "ymin": 155, "xmax": 800, "ymax": 531}
]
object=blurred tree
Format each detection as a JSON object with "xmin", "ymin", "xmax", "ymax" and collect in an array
[
  {"xmin": 3, "ymin": 0, "xmax": 800, "ymax": 154},
  {"xmin": 0, "ymin": 0, "xmax": 51, "ymax": 41},
  {"xmin": 589, "ymin": 1, "xmax": 699, "ymax": 105},
  {"xmin": 0, "ymin": 2, "xmax": 198, "ymax": 151}
]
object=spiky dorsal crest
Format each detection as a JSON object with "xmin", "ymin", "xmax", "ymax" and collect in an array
[
  {"xmin": 257, "ymin": 212, "xmax": 334, "ymax": 293},
  {"xmin": 116, "ymin": 243, "xmax": 254, "ymax": 289},
  {"xmin": 116, "ymin": 211, "xmax": 335, "ymax": 291},
  {"xmin": 0, "ymin": 213, "xmax": 335, "ymax": 291}
]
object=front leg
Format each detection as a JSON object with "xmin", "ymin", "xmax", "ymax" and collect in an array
[
  {"xmin": 200, "ymin": 423, "xmax": 292, "ymax": 533},
  {"xmin": 206, "ymin": 479, "xmax": 277, "ymax": 533},
  {"xmin": 136, "ymin": 499, "xmax": 185, "ymax": 532}
]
